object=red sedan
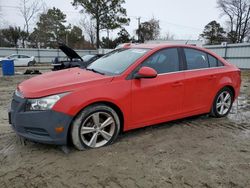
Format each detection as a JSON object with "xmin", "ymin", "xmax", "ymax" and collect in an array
[{"xmin": 9, "ymin": 44, "xmax": 241, "ymax": 150}]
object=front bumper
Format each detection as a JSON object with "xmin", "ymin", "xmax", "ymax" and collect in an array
[{"xmin": 9, "ymin": 94, "xmax": 73, "ymax": 145}]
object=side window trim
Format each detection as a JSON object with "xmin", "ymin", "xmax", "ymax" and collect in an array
[
  {"xmin": 177, "ymin": 47, "xmax": 185, "ymax": 71},
  {"xmin": 179, "ymin": 47, "xmax": 187, "ymax": 70}
]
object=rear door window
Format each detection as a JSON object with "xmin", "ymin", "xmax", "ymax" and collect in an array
[{"xmin": 184, "ymin": 48, "xmax": 209, "ymax": 70}]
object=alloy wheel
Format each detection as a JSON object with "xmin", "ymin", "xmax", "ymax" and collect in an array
[
  {"xmin": 80, "ymin": 112, "xmax": 116, "ymax": 148},
  {"xmin": 216, "ymin": 91, "xmax": 232, "ymax": 116}
]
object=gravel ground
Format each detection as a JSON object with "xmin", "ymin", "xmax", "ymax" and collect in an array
[{"xmin": 0, "ymin": 67, "xmax": 249, "ymax": 188}]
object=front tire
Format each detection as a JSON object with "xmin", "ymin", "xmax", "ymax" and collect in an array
[
  {"xmin": 71, "ymin": 104, "xmax": 120, "ymax": 150},
  {"xmin": 210, "ymin": 87, "xmax": 233, "ymax": 118}
]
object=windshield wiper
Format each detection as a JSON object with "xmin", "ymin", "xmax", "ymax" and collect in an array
[{"xmin": 86, "ymin": 68, "xmax": 105, "ymax": 75}]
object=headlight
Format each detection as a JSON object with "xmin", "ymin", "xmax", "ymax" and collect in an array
[
  {"xmin": 26, "ymin": 93, "xmax": 69, "ymax": 111},
  {"xmin": 15, "ymin": 89, "xmax": 24, "ymax": 98}
]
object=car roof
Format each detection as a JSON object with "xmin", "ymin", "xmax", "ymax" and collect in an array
[
  {"xmin": 128, "ymin": 43, "xmax": 203, "ymax": 50},
  {"xmin": 126, "ymin": 43, "xmax": 230, "ymax": 66},
  {"xmin": 127, "ymin": 43, "xmax": 220, "ymax": 57}
]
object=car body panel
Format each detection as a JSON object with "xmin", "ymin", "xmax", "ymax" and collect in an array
[
  {"xmin": 18, "ymin": 68, "xmax": 113, "ymax": 98},
  {"xmin": 130, "ymin": 72, "xmax": 185, "ymax": 126},
  {"xmin": 9, "ymin": 94, "xmax": 73, "ymax": 145}
]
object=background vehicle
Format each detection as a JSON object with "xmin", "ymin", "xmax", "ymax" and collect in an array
[
  {"xmin": 9, "ymin": 44, "xmax": 241, "ymax": 150},
  {"xmin": 0, "ymin": 54, "xmax": 36, "ymax": 66},
  {"xmin": 52, "ymin": 43, "xmax": 103, "ymax": 71}
]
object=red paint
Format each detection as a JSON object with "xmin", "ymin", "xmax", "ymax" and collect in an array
[
  {"xmin": 18, "ymin": 44, "xmax": 241, "ymax": 132},
  {"xmin": 136, "ymin": 67, "xmax": 157, "ymax": 78}
]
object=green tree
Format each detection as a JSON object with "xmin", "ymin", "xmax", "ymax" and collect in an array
[
  {"xmin": 29, "ymin": 28, "xmax": 41, "ymax": 48},
  {"xmin": 100, "ymin": 37, "xmax": 117, "ymax": 49},
  {"xmin": 136, "ymin": 18, "xmax": 160, "ymax": 43},
  {"xmin": 67, "ymin": 26, "xmax": 90, "ymax": 49},
  {"xmin": 0, "ymin": 30, "xmax": 12, "ymax": 47},
  {"xmin": 72, "ymin": 0, "xmax": 130, "ymax": 48},
  {"xmin": 115, "ymin": 28, "xmax": 130, "ymax": 44},
  {"xmin": 227, "ymin": 30, "xmax": 238, "ymax": 43},
  {"xmin": 200, "ymin": 21, "xmax": 226, "ymax": 45},
  {"xmin": 32, "ymin": 7, "xmax": 69, "ymax": 48},
  {"xmin": 20, "ymin": 30, "xmax": 29, "ymax": 48},
  {"xmin": 1, "ymin": 26, "xmax": 21, "ymax": 47},
  {"xmin": 68, "ymin": 26, "xmax": 83, "ymax": 45}
]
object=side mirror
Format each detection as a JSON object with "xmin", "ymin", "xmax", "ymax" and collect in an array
[{"xmin": 135, "ymin": 66, "xmax": 157, "ymax": 79}]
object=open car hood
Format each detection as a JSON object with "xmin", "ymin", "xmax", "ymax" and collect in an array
[{"xmin": 59, "ymin": 43, "xmax": 83, "ymax": 61}]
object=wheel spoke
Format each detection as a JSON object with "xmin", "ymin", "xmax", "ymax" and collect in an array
[
  {"xmin": 224, "ymin": 93, "xmax": 230, "ymax": 102},
  {"xmin": 88, "ymin": 132, "xmax": 98, "ymax": 147},
  {"xmin": 92, "ymin": 113, "xmax": 100, "ymax": 125},
  {"xmin": 100, "ymin": 130, "xmax": 112, "ymax": 141},
  {"xmin": 100, "ymin": 117, "xmax": 114, "ymax": 129},
  {"xmin": 220, "ymin": 105, "xmax": 224, "ymax": 114},
  {"xmin": 224, "ymin": 102, "xmax": 231, "ymax": 109},
  {"xmin": 81, "ymin": 127, "xmax": 95, "ymax": 135},
  {"xmin": 217, "ymin": 102, "xmax": 222, "ymax": 108},
  {"xmin": 219, "ymin": 94, "xmax": 224, "ymax": 102}
]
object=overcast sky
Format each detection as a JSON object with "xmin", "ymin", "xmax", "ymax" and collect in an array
[{"xmin": 0, "ymin": 0, "xmax": 225, "ymax": 40}]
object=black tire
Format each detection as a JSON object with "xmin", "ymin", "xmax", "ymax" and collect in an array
[
  {"xmin": 210, "ymin": 87, "xmax": 234, "ymax": 118},
  {"xmin": 28, "ymin": 62, "xmax": 32, "ymax": 67},
  {"xmin": 71, "ymin": 104, "xmax": 120, "ymax": 150}
]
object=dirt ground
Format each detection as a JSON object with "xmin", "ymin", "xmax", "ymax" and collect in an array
[{"xmin": 0, "ymin": 67, "xmax": 250, "ymax": 188}]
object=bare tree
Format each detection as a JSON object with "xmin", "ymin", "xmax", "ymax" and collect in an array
[
  {"xmin": 217, "ymin": 0, "xmax": 250, "ymax": 43},
  {"xmin": 0, "ymin": 6, "xmax": 3, "ymax": 28},
  {"xmin": 19, "ymin": 0, "xmax": 44, "ymax": 34},
  {"xmin": 161, "ymin": 32, "xmax": 175, "ymax": 40},
  {"xmin": 79, "ymin": 16, "xmax": 96, "ymax": 47}
]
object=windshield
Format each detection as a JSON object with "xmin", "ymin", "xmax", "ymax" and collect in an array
[
  {"xmin": 82, "ymin": 55, "xmax": 95, "ymax": 62},
  {"xmin": 87, "ymin": 48, "xmax": 149, "ymax": 75}
]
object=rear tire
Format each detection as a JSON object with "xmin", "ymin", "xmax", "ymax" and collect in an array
[
  {"xmin": 210, "ymin": 87, "xmax": 233, "ymax": 118},
  {"xmin": 71, "ymin": 104, "xmax": 120, "ymax": 150},
  {"xmin": 28, "ymin": 62, "xmax": 32, "ymax": 67}
]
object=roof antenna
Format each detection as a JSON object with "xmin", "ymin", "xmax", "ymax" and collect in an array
[{"xmin": 185, "ymin": 40, "xmax": 189, "ymax": 44}]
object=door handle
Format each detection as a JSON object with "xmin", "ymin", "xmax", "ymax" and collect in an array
[{"xmin": 172, "ymin": 82, "xmax": 183, "ymax": 87}]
